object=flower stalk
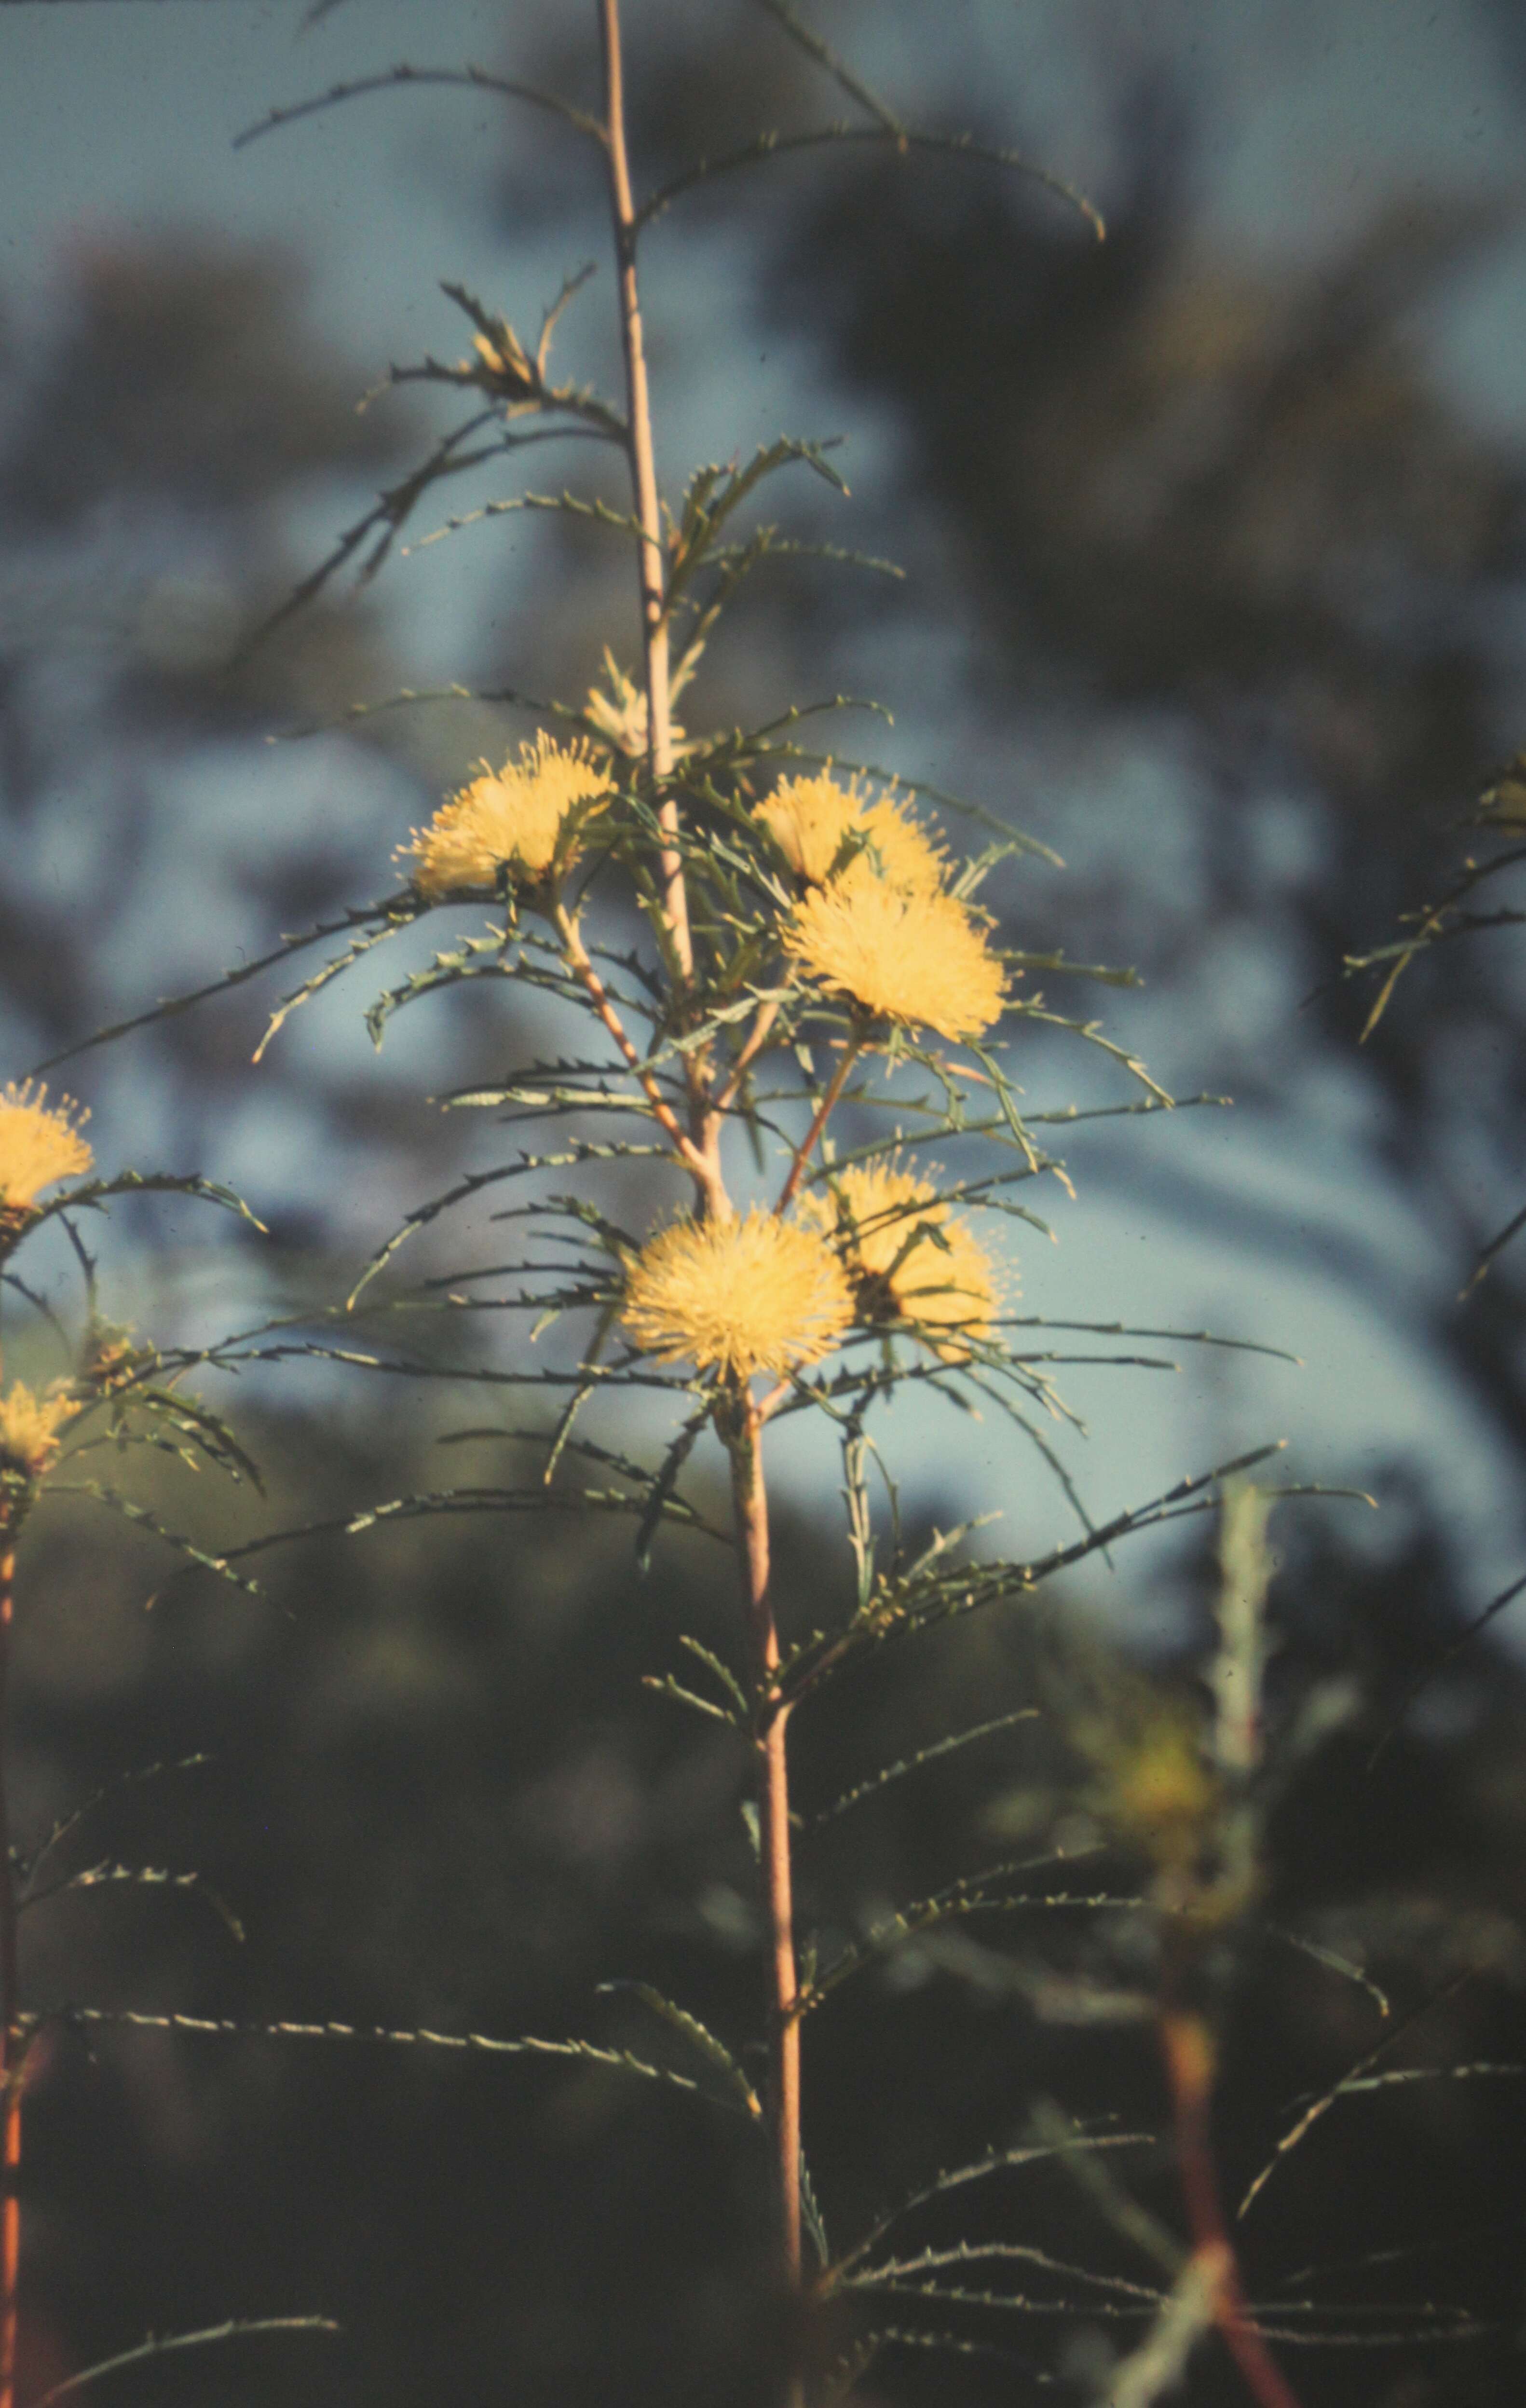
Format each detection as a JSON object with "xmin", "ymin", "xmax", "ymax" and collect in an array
[
  {"xmin": 775, "ymin": 1040, "xmax": 862, "ymax": 1218},
  {"xmin": 728, "ymin": 1405, "xmax": 804, "ymax": 2303},
  {"xmin": 549, "ymin": 900, "xmax": 723, "ymax": 1211}
]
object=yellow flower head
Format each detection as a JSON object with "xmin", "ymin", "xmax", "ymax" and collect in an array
[
  {"xmin": 759, "ymin": 772, "xmax": 945, "ymax": 896},
  {"xmin": 396, "ymin": 732, "xmax": 613, "ymax": 898},
  {"xmin": 1093, "ymin": 1716, "xmax": 1218, "ymax": 1874},
  {"xmin": 784, "ymin": 862, "xmax": 1008, "ymax": 1041},
  {"xmin": 0, "ymin": 1381, "xmax": 79, "ymax": 1479},
  {"xmin": 621, "ymin": 1207, "xmax": 853, "ymax": 1382},
  {"xmin": 0, "ymin": 1081, "xmax": 93, "ymax": 1213},
  {"xmin": 800, "ymin": 1161, "xmax": 1005, "ymax": 1363}
]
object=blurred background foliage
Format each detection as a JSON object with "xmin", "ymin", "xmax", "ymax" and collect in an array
[{"xmin": 5, "ymin": 1, "xmax": 1526, "ymax": 2402}]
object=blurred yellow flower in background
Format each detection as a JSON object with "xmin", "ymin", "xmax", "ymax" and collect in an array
[
  {"xmin": 0, "ymin": 1381, "xmax": 80, "ymax": 1480},
  {"xmin": 397, "ymin": 732, "xmax": 613, "ymax": 897},
  {"xmin": 784, "ymin": 862, "xmax": 1007, "ymax": 1041},
  {"xmin": 0, "ymin": 1082, "xmax": 93, "ymax": 1213},
  {"xmin": 1093, "ymin": 1714, "xmax": 1219, "ymax": 1874},
  {"xmin": 621, "ymin": 1207, "xmax": 853, "ymax": 1381},
  {"xmin": 800, "ymin": 1161, "xmax": 1004, "ymax": 1362},
  {"xmin": 759, "ymin": 771, "xmax": 945, "ymax": 895}
]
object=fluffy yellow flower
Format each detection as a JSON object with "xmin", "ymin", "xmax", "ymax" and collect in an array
[
  {"xmin": 397, "ymin": 732, "xmax": 613, "ymax": 897},
  {"xmin": 759, "ymin": 772, "xmax": 945, "ymax": 895},
  {"xmin": 621, "ymin": 1207, "xmax": 853, "ymax": 1382},
  {"xmin": 0, "ymin": 1381, "xmax": 79, "ymax": 1478},
  {"xmin": 0, "ymin": 1081, "xmax": 93, "ymax": 1212},
  {"xmin": 800, "ymin": 1162, "xmax": 1004, "ymax": 1362},
  {"xmin": 784, "ymin": 862, "xmax": 1007, "ymax": 1041}
]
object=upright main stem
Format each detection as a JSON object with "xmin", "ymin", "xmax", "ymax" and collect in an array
[
  {"xmin": 598, "ymin": 0, "xmax": 693, "ymax": 986},
  {"xmin": 730, "ymin": 1409, "xmax": 804, "ymax": 2292},
  {"xmin": 1159, "ymin": 2001, "xmax": 1302, "ymax": 2408},
  {"xmin": 0, "ymin": 1545, "xmax": 21, "ymax": 2408},
  {"xmin": 597, "ymin": 16, "xmax": 800, "ymax": 2386}
]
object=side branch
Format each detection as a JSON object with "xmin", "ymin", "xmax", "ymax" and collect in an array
[
  {"xmin": 234, "ymin": 64, "xmax": 606, "ymax": 152},
  {"xmin": 637, "ymin": 123, "xmax": 1106, "ymax": 242},
  {"xmin": 551, "ymin": 905, "xmax": 719, "ymax": 1207},
  {"xmin": 775, "ymin": 1038, "xmax": 862, "ymax": 1215},
  {"xmin": 32, "ymin": 2319, "xmax": 341, "ymax": 2408},
  {"xmin": 750, "ymin": 0, "xmax": 905, "ymax": 135}
]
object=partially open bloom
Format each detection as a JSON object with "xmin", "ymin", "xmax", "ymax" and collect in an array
[
  {"xmin": 620, "ymin": 1207, "xmax": 853, "ymax": 1382},
  {"xmin": 82, "ymin": 1320, "xmax": 155, "ymax": 1399},
  {"xmin": 784, "ymin": 862, "xmax": 1007, "ymax": 1041},
  {"xmin": 465, "ymin": 325, "xmax": 534, "ymax": 395},
  {"xmin": 759, "ymin": 772, "xmax": 945, "ymax": 896},
  {"xmin": 396, "ymin": 733, "xmax": 613, "ymax": 897},
  {"xmin": 800, "ymin": 1161, "xmax": 1004, "ymax": 1363},
  {"xmin": 0, "ymin": 1081, "xmax": 93, "ymax": 1213},
  {"xmin": 0, "ymin": 1381, "xmax": 80, "ymax": 1479},
  {"xmin": 582, "ymin": 649, "xmax": 691, "ymax": 762}
]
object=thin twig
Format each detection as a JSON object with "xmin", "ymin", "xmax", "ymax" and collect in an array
[
  {"xmin": 32, "ymin": 2004, "xmax": 753, "ymax": 2118},
  {"xmin": 233, "ymin": 64, "xmax": 604, "ymax": 152},
  {"xmin": 32, "ymin": 2318, "xmax": 341, "ymax": 2408},
  {"xmin": 1237, "ymin": 1979, "xmax": 1471, "ymax": 2225},
  {"xmin": 1366, "ymin": 1567, "xmax": 1526, "ymax": 1767},
  {"xmin": 637, "ymin": 123, "xmax": 1105, "ymax": 241},
  {"xmin": 749, "ymin": 0, "xmax": 905, "ymax": 135}
]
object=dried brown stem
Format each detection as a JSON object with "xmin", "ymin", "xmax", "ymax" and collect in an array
[
  {"xmin": 729, "ymin": 1403, "xmax": 805, "ymax": 2387},
  {"xmin": 598, "ymin": 0, "xmax": 693, "ymax": 987},
  {"xmin": 1159, "ymin": 2003, "xmax": 1302, "ymax": 2408}
]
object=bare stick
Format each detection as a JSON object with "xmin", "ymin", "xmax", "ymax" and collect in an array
[
  {"xmin": 729, "ymin": 1403, "xmax": 805, "ymax": 2370},
  {"xmin": 598, "ymin": 0, "xmax": 694, "ymax": 985}
]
